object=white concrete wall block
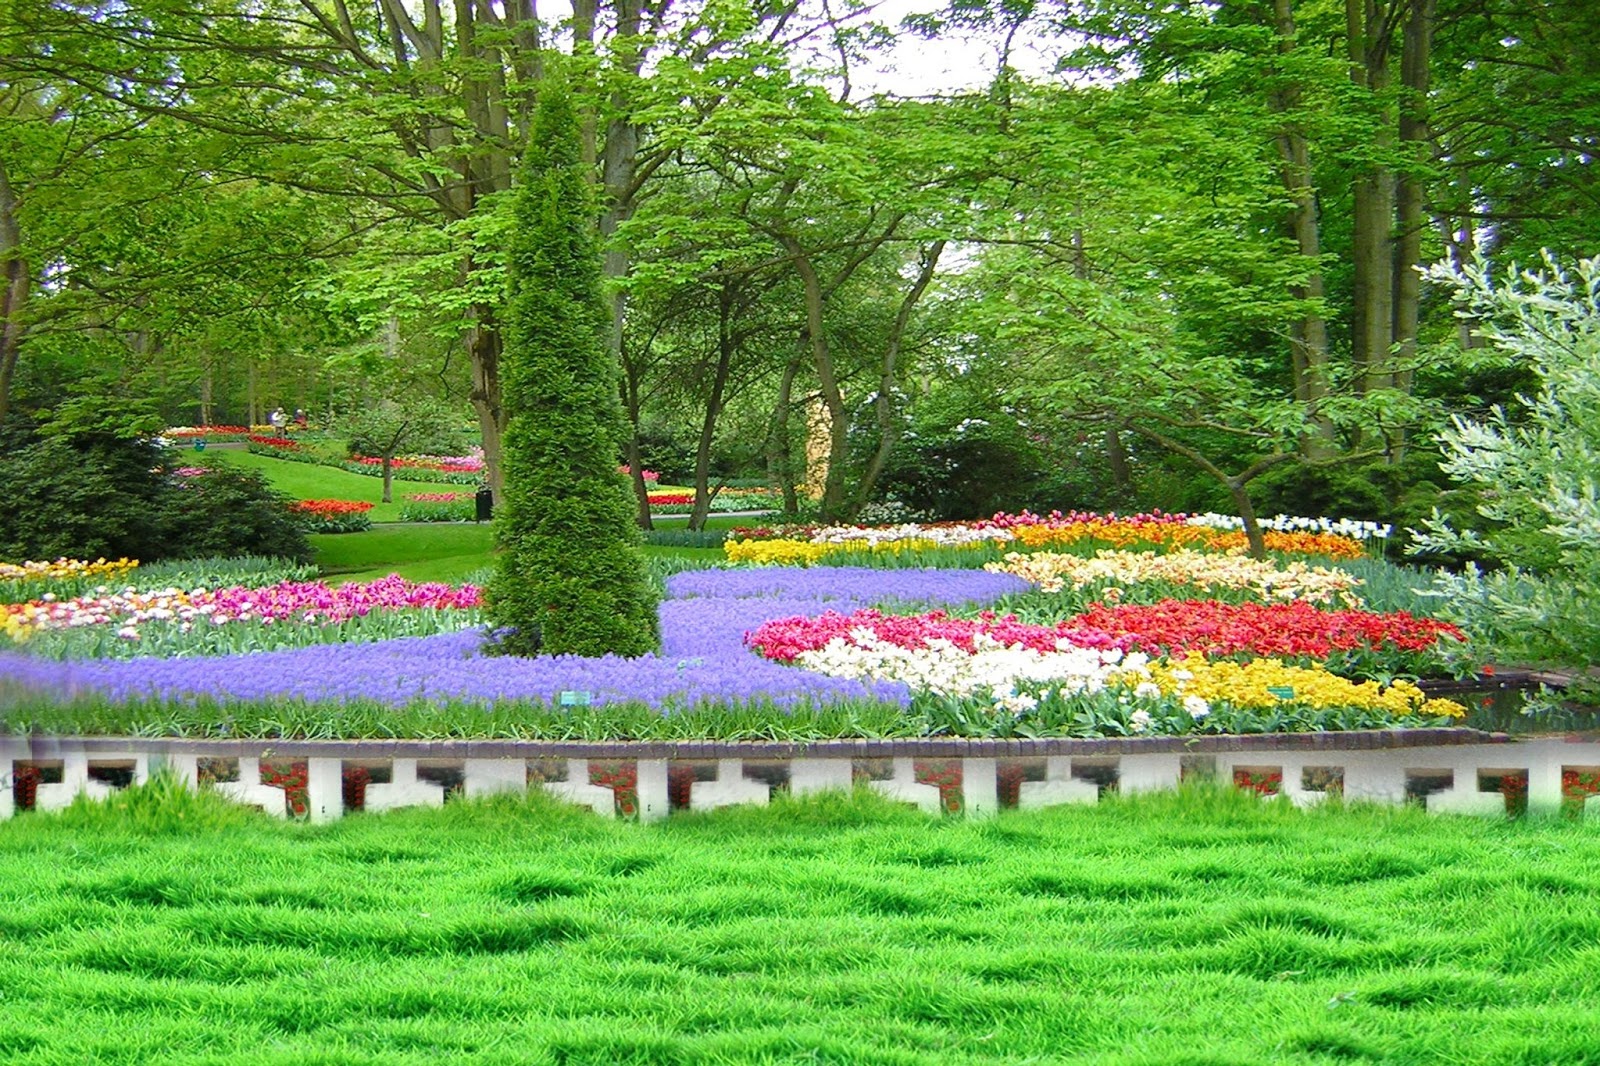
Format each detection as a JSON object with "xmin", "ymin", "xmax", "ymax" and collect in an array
[
  {"xmin": 305, "ymin": 758, "xmax": 343, "ymax": 823},
  {"xmin": 216, "ymin": 756, "xmax": 295, "ymax": 817},
  {"xmin": 364, "ymin": 759, "xmax": 446, "ymax": 812},
  {"xmin": 866, "ymin": 757, "xmax": 941, "ymax": 813},
  {"xmin": 790, "ymin": 758, "xmax": 854, "ymax": 795},
  {"xmin": 465, "ymin": 759, "xmax": 527, "ymax": 799},
  {"xmin": 962, "ymin": 758, "xmax": 999, "ymax": 819},
  {"xmin": 635, "ymin": 759, "xmax": 670, "ymax": 823},
  {"xmin": 538, "ymin": 758, "xmax": 617, "ymax": 815},
  {"xmin": 1120, "ymin": 755, "xmax": 1182, "ymax": 794},
  {"xmin": 162, "ymin": 755, "xmax": 200, "ymax": 789},
  {"xmin": 1341, "ymin": 757, "xmax": 1408, "ymax": 805},
  {"xmin": 690, "ymin": 759, "xmax": 770, "ymax": 811},
  {"xmin": 1018, "ymin": 778, "xmax": 1101, "ymax": 809}
]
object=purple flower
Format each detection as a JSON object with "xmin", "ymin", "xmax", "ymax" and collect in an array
[{"xmin": 2, "ymin": 567, "xmax": 1025, "ymax": 713}]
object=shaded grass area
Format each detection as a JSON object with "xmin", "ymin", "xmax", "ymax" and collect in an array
[
  {"xmin": 311, "ymin": 522, "xmax": 723, "ymax": 585},
  {"xmin": 206, "ymin": 450, "xmax": 457, "ymax": 522},
  {"xmin": 2, "ymin": 782, "xmax": 1599, "ymax": 1064}
]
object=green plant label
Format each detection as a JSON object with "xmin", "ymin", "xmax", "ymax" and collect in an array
[
  {"xmin": 1267, "ymin": 686, "xmax": 1295, "ymax": 700},
  {"xmin": 559, "ymin": 690, "xmax": 593, "ymax": 707}
]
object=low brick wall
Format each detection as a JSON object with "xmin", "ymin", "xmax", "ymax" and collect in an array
[{"xmin": 4, "ymin": 731, "xmax": 1598, "ymax": 822}]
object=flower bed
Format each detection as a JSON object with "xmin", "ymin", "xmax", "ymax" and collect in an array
[
  {"xmin": 2, "ymin": 574, "xmax": 480, "ymax": 656},
  {"xmin": 1, "ymin": 562, "xmax": 1479, "ymax": 740},
  {"xmin": 164, "ymin": 425, "xmax": 252, "ymax": 441},
  {"xmin": 726, "ymin": 512, "xmax": 1369, "ymax": 565},
  {"xmin": 293, "ymin": 499, "xmax": 374, "ymax": 534},
  {"xmin": 985, "ymin": 548, "xmax": 1364, "ymax": 606},
  {"xmin": 1, "ymin": 558, "xmax": 141, "ymax": 607}
]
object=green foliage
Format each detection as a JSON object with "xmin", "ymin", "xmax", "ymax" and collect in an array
[
  {"xmin": 163, "ymin": 465, "xmax": 313, "ymax": 563},
  {"xmin": 1250, "ymin": 452, "xmax": 1451, "ymax": 554},
  {"xmin": 342, "ymin": 398, "xmax": 469, "ymax": 462},
  {"xmin": 488, "ymin": 81, "xmax": 659, "ymax": 657},
  {"xmin": 1411, "ymin": 255, "xmax": 1600, "ymax": 665},
  {"xmin": 0, "ymin": 422, "xmax": 312, "ymax": 564},
  {"xmin": 0, "ymin": 428, "xmax": 171, "ymax": 562}
]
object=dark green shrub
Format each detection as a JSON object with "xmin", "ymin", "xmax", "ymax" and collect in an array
[
  {"xmin": 486, "ymin": 80, "xmax": 659, "ymax": 657},
  {"xmin": 161, "ymin": 466, "xmax": 313, "ymax": 562},
  {"xmin": 0, "ymin": 430, "xmax": 172, "ymax": 562}
]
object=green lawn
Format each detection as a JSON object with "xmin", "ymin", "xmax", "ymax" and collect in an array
[
  {"xmin": 2, "ymin": 784, "xmax": 1598, "ymax": 1064},
  {"xmin": 311, "ymin": 524, "xmax": 497, "ymax": 583},
  {"xmin": 207, "ymin": 450, "xmax": 471, "ymax": 522}
]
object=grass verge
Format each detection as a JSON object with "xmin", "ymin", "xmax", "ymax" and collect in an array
[
  {"xmin": 1, "ymin": 782, "xmax": 1597, "ymax": 1064},
  {"xmin": 206, "ymin": 450, "xmax": 460, "ymax": 522}
]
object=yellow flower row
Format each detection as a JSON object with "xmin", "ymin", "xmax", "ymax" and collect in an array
[
  {"xmin": 724, "ymin": 538, "xmax": 951, "ymax": 566},
  {"xmin": 1008, "ymin": 522, "xmax": 1365, "ymax": 559},
  {"xmin": 1147, "ymin": 653, "xmax": 1466, "ymax": 718},
  {"xmin": 0, "ymin": 557, "xmax": 138, "ymax": 583},
  {"xmin": 985, "ymin": 549, "xmax": 1364, "ymax": 606}
]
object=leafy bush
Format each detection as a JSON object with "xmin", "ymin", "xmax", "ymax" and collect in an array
[
  {"xmin": 487, "ymin": 81, "xmax": 658, "ymax": 657},
  {"xmin": 0, "ymin": 431, "xmax": 172, "ymax": 562},
  {"xmin": 1410, "ymin": 254, "xmax": 1600, "ymax": 665},
  {"xmin": 164, "ymin": 466, "xmax": 314, "ymax": 562}
]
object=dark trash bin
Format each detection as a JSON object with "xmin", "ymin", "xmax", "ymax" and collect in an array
[{"xmin": 475, "ymin": 486, "xmax": 494, "ymax": 522}]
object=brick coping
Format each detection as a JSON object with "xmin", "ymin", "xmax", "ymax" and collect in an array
[{"xmin": 2, "ymin": 728, "xmax": 1515, "ymax": 761}]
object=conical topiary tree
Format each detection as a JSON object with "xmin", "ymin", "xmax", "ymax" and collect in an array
[{"xmin": 486, "ymin": 80, "xmax": 659, "ymax": 657}]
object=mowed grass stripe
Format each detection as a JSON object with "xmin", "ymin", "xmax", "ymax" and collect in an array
[{"xmin": 2, "ymin": 783, "xmax": 1598, "ymax": 1064}]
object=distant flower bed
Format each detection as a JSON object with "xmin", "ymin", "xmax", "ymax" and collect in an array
[
  {"xmin": 397, "ymin": 501, "xmax": 475, "ymax": 522},
  {"xmin": 164, "ymin": 426, "xmax": 251, "ymax": 441},
  {"xmin": 726, "ymin": 513, "xmax": 1368, "ymax": 563},
  {"xmin": 248, "ymin": 434, "xmax": 298, "ymax": 448},
  {"xmin": 407, "ymin": 492, "xmax": 472, "ymax": 503},
  {"xmin": 293, "ymin": 499, "xmax": 373, "ymax": 534}
]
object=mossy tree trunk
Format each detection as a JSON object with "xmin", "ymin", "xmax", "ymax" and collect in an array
[{"xmin": 487, "ymin": 79, "xmax": 659, "ymax": 658}]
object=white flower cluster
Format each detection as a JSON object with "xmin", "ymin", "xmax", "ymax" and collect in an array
[
  {"xmin": 793, "ymin": 628, "xmax": 1150, "ymax": 711},
  {"xmin": 1184, "ymin": 512, "xmax": 1392, "ymax": 540},
  {"xmin": 806, "ymin": 523, "xmax": 1015, "ymax": 547}
]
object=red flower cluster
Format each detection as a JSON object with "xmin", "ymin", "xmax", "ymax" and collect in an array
[
  {"xmin": 648, "ymin": 492, "xmax": 695, "ymax": 506},
  {"xmin": 1233, "ymin": 769, "xmax": 1284, "ymax": 796},
  {"xmin": 248, "ymin": 434, "xmax": 298, "ymax": 448},
  {"xmin": 294, "ymin": 499, "xmax": 376, "ymax": 518},
  {"xmin": 746, "ymin": 608, "xmax": 1131, "ymax": 663},
  {"xmin": 1060, "ymin": 600, "xmax": 1466, "ymax": 658}
]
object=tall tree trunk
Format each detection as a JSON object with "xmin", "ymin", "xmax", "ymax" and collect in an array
[
  {"xmin": 0, "ymin": 159, "xmax": 28, "ymax": 427},
  {"xmin": 619, "ymin": 342, "xmax": 653, "ymax": 531},
  {"xmin": 466, "ymin": 307, "xmax": 506, "ymax": 503},
  {"xmin": 1271, "ymin": 0, "xmax": 1336, "ymax": 458},
  {"xmin": 851, "ymin": 240, "xmax": 946, "ymax": 514},
  {"xmin": 1347, "ymin": 0, "xmax": 1398, "ymax": 408},
  {"xmin": 382, "ymin": 455, "xmax": 394, "ymax": 504},
  {"xmin": 767, "ymin": 355, "xmax": 801, "ymax": 517},
  {"xmin": 784, "ymin": 240, "xmax": 849, "ymax": 521},
  {"xmin": 1104, "ymin": 429, "xmax": 1132, "ymax": 493},
  {"xmin": 199, "ymin": 353, "xmax": 214, "ymax": 427},
  {"xmin": 690, "ymin": 283, "xmax": 736, "ymax": 531},
  {"xmin": 1392, "ymin": 0, "xmax": 1434, "ymax": 417}
]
